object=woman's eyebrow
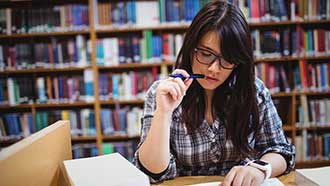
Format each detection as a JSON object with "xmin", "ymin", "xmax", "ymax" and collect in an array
[{"xmin": 198, "ymin": 44, "xmax": 221, "ymax": 56}]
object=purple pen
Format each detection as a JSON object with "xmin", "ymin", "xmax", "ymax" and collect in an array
[{"xmin": 169, "ymin": 74, "xmax": 205, "ymax": 79}]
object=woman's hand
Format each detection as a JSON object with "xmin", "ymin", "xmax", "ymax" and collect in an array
[
  {"xmin": 221, "ymin": 165, "xmax": 265, "ymax": 186},
  {"xmin": 155, "ymin": 69, "xmax": 193, "ymax": 113}
]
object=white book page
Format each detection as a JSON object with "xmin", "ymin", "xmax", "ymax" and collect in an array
[{"xmin": 188, "ymin": 178, "xmax": 283, "ymax": 186}]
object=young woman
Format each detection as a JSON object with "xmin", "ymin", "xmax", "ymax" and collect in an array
[{"xmin": 133, "ymin": 1, "xmax": 295, "ymax": 186}]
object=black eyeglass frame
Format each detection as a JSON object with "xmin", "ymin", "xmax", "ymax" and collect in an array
[{"xmin": 194, "ymin": 47, "xmax": 236, "ymax": 70}]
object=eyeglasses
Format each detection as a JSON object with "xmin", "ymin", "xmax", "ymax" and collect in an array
[{"xmin": 194, "ymin": 47, "xmax": 236, "ymax": 70}]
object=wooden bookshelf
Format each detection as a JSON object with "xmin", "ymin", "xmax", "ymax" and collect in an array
[
  {"xmin": 296, "ymin": 160, "xmax": 330, "ymax": 169},
  {"xmin": 283, "ymin": 125, "xmax": 293, "ymax": 131},
  {"xmin": 0, "ymin": 30, "xmax": 90, "ymax": 38},
  {"xmin": 71, "ymin": 136, "xmax": 97, "ymax": 142},
  {"xmin": 0, "ymin": 66, "xmax": 90, "ymax": 75},
  {"xmin": 100, "ymin": 99, "xmax": 145, "ymax": 105},
  {"xmin": 249, "ymin": 19, "xmax": 330, "ymax": 27},
  {"xmin": 96, "ymin": 23, "xmax": 190, "ymax": 33},
  {"xmin": 98, "ymin": 61, "xmax": 173, "ymax": 70},
  {"xmin": 0, "ymin": 104, "xmax": 32, "ymax": 110},
  {"xmin": 102, "ymin": 135, "xmax": 140, "ymax": 141},
  {"xmin": 296, "ymin": 126, "xmax": 330, "ymax": 130},
  {"xmin": 255, "ymin": 55, "xmax": 330, "ymax": 63},
  {"xmin": 34, "ymin": 102, "xmax": 94, "ymax": 108}
]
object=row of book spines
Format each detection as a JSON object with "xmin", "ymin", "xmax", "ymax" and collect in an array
[
  {"xmin": 0, "ymin": 109, "xmax": 96, "ymax": 139},
  {"xmin": 296, "ymin": 28, "xmax": 330, "ymax": 57},
  {"xmin": 295, "ymin": 132, "xmax": 330, "ymax": 162},
  {"xmin": 0, "ymin": 35, "xmax": 90, "ymax": 70},
  {"xmin": 0, "ymin": 113, "xmax": 33, "ymax": 140},
  {"xmin": 297, "ymin": 97, "xmax": 330, "ymax": 126},
  {"xmin": 298, "ymin": 61, "xmax": 330, "ymax": 91},
  {"xmin": 64, "ymin": 107, "xmax": 142, "ymax": 137},
  {"xmin": 96, "ymin": 0, "xmax": 202, "ymax": 27},
  {"xmin": 255, "ymin": 62, "xmax": 330, "ymax": 94},
  {"xmin": 0, "ymin": 68, "xmax": 160, "ymax": 105},
  {"xmin": 99, "ymin": 69, "xmax": 160, "ymax": 101},
  {"xmin": 238, "ymin": 0, "xmax": 330, "ymax": 22},
  {"xmin": 72, "ymin": 141, "xmax": 138, "ymax": 160},
  {"xmin": 96, "ymin": 32, "xmax": 183, "ymax": 66},
  {"xmin": 252, "ymin": 29, "xmax": 330, "ymax": 58},
  {"xmin": 2, "ymin": 72, "xmax": 91, "ymax": 106},
  {"xmin": 0, "ymin": 106, "xmax": 143, "ymax": 140},
  {"xmin": 100, "ymin": 107, "xmax": 142, "ymax": 137},
  {"xmin": 0, "ymin": 5, "xmax": 89, "ymax": 35}
]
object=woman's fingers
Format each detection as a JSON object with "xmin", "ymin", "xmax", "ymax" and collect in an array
[{"xmin": 171, "ymin": 69, "xmax": 190, "ymax": 78}]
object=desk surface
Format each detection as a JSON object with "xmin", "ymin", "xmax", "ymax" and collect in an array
[{"xmin": 151, "ymin": 172, "xmax": 319, "ymax": 186}]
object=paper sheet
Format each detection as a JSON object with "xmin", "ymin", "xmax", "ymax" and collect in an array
[
  {"xmin": 296, "ymin": 166, "xmax": 330, "ymax": 186},
  {"xmin": 188, "ymin": 178, "xmax": 284, "ymax": 186}
]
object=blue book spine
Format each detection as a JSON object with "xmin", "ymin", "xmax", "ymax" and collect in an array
[
  {"xmin": 58, "ymin": 77, "xmax": 64, "ymax": 99},
  {"xmin": 72, "ymin": 6, "xmax": 78, "ymax": 26},
  {"xmin": 100, "ymin": 109, "xmax": 107, "ymax": 134},
  {"xmin": 98, "ymin": 74, "xmax": 104, "ymax": 96},
  {"xmin": 320, "ymin": 64, "xmax": 326, "ymax": 91},
  {"xmin": 117, "ymin": 2, "xmax": 126, "ymax": 25},
  {"xmin": 294, "ymin": 66, "xmax": 302, "ymax": 90},
  {"xmin": 118, "ymin": 109, "xmax": 127, "ymax": 133},
  {"xmin": 13, "ymin": 114, "xmax": 21, "ymax": 136},
  {"xmin": 132, "ymin": 36, "xmax": 141, "ymax": 63},
  {"xmin": 96, "ymin": 40, "xmax": 104, "ymax": 65},
  {"xmin": 308, "ymin": 31, "xmax": 313, "ymax": 55},
  {"xmin": 118, "ymin": 38, "xmax": 126, "ymax": 64},
  {"xmin": 27, "ymin": 113, "xmax": 34, "ymax": 133},
  {"xmin": 127, "ymin": 1, "xmax": 133, "ymax": 24},
  {"xmin": 51, "ymin": 38, "xmax": 59, "ymax": 65},
  {"xmin": 0, "ymin": 80, "xmax": 4, "ymax": 102},
  {"xmin": 4, "ymin": 115, "xmax": 13, "ymax": 136},
  {"xmin": 173, "ymin": 1, "xmax": 180, "ymax": 22},
  {"xmin": 132, "ymin": 1, "xmax": 136, "ymax": 24},
  {"xmin": 112, "ymin": 75, "xmax": 119, "ymax": 100},
  {"xmin": 89, "ymin": 112, "xmax": 96, "ymax": 136},
  {"xmin": 324, "ymin": 135, "xmax": 330, "ymax": 159},
  {"xmin": 91, "ymin": 146, "xmax": 98, "ymax": 156},
  {"xmin": 276, "ymin": 0, "xmax": 287, "ymax": 20},
  {"xmin": 192, "ymin": 0, "xmax": 200, "ymax": 18}
]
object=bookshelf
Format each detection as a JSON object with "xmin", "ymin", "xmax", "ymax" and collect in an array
[{"xmin": 0, "ymin": 0, "xmax": 329, "ymax": 168}]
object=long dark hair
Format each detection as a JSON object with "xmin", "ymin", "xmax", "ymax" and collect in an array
[{"xmin": 175, "ymin": 1, "xmax": 259, "ymax": 158}]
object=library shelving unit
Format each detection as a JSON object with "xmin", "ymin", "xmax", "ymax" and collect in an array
[{"xmin": 0, "ymin": 0, "xmax": 330, "ymax": 168}]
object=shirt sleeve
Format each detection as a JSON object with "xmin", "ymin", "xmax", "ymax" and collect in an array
[
  {"xmin": 132, "ymin": 81, "xmax": 177, "ymax": 183},
  {"xmin": 254, "ymin": 78, "xmax": 295, "ymax": 175}
]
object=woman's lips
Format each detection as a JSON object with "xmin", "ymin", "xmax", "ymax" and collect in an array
[{"xmin": 205, "ymin": 76, "xmax": 219, "ymax": 82}]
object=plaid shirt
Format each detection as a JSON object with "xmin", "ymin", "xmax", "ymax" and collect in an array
[{"xmin": 133, "ymin": 78, "xmax": 295, "ymax": 183}]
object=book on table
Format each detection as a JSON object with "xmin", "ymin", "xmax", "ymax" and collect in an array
[{"xmin": 63, "ymin": 152, "xmax": 150, "ymax": 186}]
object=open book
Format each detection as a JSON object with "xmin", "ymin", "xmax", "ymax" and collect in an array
[
  {"xmin": 63, "ymin": 153, "xmax": 150, "ymax": 186},
  {"xmin": 296, "ymin": 166, "xmax": 330, "ymax": 186}
]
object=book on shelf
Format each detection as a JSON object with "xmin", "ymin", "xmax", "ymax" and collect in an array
[
  {"xmin": 95, "ymin": 0, "xmax": 203, "ymax": 28},
  {"xmin": 0, "ymin": 35, "xmax": 91, "ymax": 70},
  {"xmin": 0, "ymin": 113, "xmax": 34, "ymax": 141},
  {"xmin": 252, "ymin": 27, "xmax": 330, "ymax": 60},
  {"xmin": 296, "ymin": 98, "xmax": 330, "ymax": 127},
  {"xmin": 0, "ymin": 4, "xmax": 89, "ymax": 34},
  {"xmin": 72, "ymin": 143, "xmax": 98, "ymax": 159},
  {"xmin": 63, "ymin": 153, "xmax": 149, "ymax": 186},
  {"xmin": 296, "ymin": 131, "xmax": 330, "ymax": 162}
]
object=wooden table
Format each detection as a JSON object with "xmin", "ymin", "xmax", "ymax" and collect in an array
[{"xmin": 151, "ymin": 171, "xmax": 319, "ymax": 186}]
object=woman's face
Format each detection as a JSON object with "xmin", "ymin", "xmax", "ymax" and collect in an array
[{"xmin": 192, "ymin": 31, "xmax": 234, "ymax": 91}]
